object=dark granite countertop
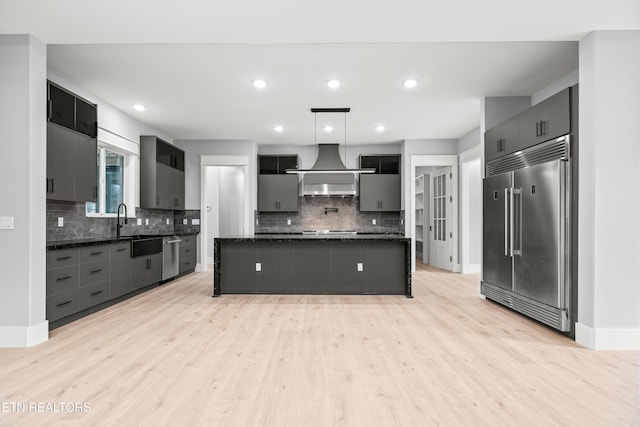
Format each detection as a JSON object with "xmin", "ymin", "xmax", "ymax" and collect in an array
[
  {"xmin": 47, "ymin": 232, "xmax": 199, "ymax": 250},
  {"xmin": 215, "ymin": 234, "xmax": 409, "ymax": 242}
]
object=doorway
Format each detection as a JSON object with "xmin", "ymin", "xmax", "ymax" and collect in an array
[
  {"xmin": 410, "ymin": 155, "xmax": 458, "ymax": 273},
  {"xmin": 200, "ymin": 155, "xmax": 251, "ymax": 272},
  {"xmin": 205, "ymin": 166, "xmax": 245, "ymax": 265}
]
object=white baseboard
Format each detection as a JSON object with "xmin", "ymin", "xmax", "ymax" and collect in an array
[
  {"xmin": 462, "ymin": 263, "xmax": 481, "ymax": 274},
  {"xmin": 0, "ymin": 321, "xmax": 49, "ymax": 348},
  {"xmin": 575, "ymin": 322, "xmax": 640, "ymax": 350}
]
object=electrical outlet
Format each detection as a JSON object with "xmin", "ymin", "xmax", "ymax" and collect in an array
[
  {"xmin": 192, "ymin": 219, "xmax": 200, "ymax": 225},
  {"xmin": 166, "ymin": 218, "xmax": 170, "ymax": 225},
  {"xmin": 0, "ymin": 216, "xmax": 14, "ymax": 230},
  {"xmin": 145, "ymin": 218, "xmax": 149, "ymax": 226},
  {"xmin": 58, "ymin": 217, "xmax": 64, "ymax": 227},
  {"xmin": 137, "ymin": 218, "xmax": 142, "ymax": 226},
  {"xmin": 183, "ymin": 218, "xmax": 188, "ymax": 225},
  {"xmin": 256, "ymin": 262, "xmax": 262, "ymax": 272},
  {"xmin": 287, "ymin": 219, "xmax": 291, "ymax": 225},
  {"xmin": 372, "ymin": 219, "xmax": 376, "ymax": 225},
  {"xmin": 357, "ymin": 262, "xmax": 364, "ymax": 272}
]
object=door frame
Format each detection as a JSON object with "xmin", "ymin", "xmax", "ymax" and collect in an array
[
  {"xmin": 200, "ymin": 155, "xmax": 251, "ymax": 272},
  {"xmin": 428, "ymin": 166, "xmax": 454, "ymax": 271},
  {"xmin": 409, "ymin": 155, "xmax": 458, "ymax": 273},
  {"xmin": 459, "ymin": 145, "xmax": 482, "ymax": 274}
]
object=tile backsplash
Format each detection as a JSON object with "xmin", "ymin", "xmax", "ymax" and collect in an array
[
  {"xmin": 255, "ymin": 197, "xmax": 404, "ymax": 234},
  {"xmin": 46, "ymin": 201, "xmax": 200, "ymax": 242}
]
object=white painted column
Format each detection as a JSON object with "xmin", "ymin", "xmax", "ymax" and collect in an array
[
  {"xmin": 0, "ymin": 35, "xmax": 48, "ymax": 347},
  {"xmin": 576, "ymin": 31, "xmax": 640, "ymax": 350}
]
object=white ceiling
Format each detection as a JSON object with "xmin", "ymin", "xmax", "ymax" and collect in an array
[{"xmin": 2, "ymin": 0, "xmax": 639, "ymax": 145}]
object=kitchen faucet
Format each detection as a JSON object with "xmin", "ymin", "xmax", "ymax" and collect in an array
[{"xmin": 116, "ymin": 202, "xmax": 127, "ymax": 238}]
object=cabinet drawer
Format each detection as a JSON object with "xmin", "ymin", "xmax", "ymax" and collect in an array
[
  {"xmin": 79, "ymin": 259, "xmax": 110, "ymax": 285},
  {"xmin": 78, "ymin": 246, "xmax": 109, "ymax": 263},
  {"xmin": 47, "ymin": 248, "xmax": 78, "ymax": 269},
  {"xmin": 78, "ymin": 281, "xmax": 110, "ymax": 311},
  {"xmin": 46, "ymin": 266, "xmax": 78, "ymax": 296},
  {"xmin": 180, "ymin": 258, "xmax": 196, "ymax": 273},
  {"xmin": 47, "ymin": 290, "xmax": 79, "ymax": 322},
  {"xmin": 110, "ymin": 242, "xmax": 131, "ymax": 258}
]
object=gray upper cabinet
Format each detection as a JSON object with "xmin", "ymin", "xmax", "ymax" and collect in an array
[
  {"xmin": 359, "ymin": 155, "xmax": 401, "ymax": 212},
  {"xmin": 257, "ymin": 155, "xmax": 298, "ymax": 212},
  {"xmin": 46, "ymin": 81, "xmax": 97, "ymax": 203},
  {"xmin": 140, "ymin": 136, "xmax": 185, "ymax": 210},
  {"xmin": 484, "ymin": 87, "xmax": 571, "ymax": 163}
]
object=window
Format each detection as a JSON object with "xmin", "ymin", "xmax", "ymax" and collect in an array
[{"xmin": 86, "ymin": 145, "xmax": 133, "ymax": 217}]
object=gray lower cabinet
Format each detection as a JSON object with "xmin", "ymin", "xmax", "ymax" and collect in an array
[
  {"xmin": 110, "ymin": 242, "xmax": 132, "ymax": 298},
  {"xmin": 258, "ymin": 175, "xmax": 299, "ymax": 212},
  {"xmin": 131, "ymin": 254, "xmax": 162, "ymax": 290},
  {"xmin": 359, "ymin": 175, "xmax": 401, "ymax": 211},
  {"xmin": 179, "ymin": 234, "xmax": 197, "ymax": 274},
  {"xmin": 46, "ymin": 241, "xmax": 162, "ymax": 326}
]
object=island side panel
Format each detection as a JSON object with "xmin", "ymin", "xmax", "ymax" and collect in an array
[
  {"xmin": 219, "ymin": 240, "xmax": 258, "ymax": 293},
  {"xmin": 367, "ymin": 241, "xmax": 406, "ymax": 295}
]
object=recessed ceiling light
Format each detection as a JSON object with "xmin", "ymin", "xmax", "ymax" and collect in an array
[
  {"xmin": 403, "ymin": 79, "xmax": 417, "ymax": 88},
  {"xmin": 133, "ymin": 104, "xmax": 145, "ymax": 112},
  {"xmin": 253, "ymin": 79, "xmax": 267, "ymax": 89},
  {"xmin": 375, "ymin": 125, "xmax": 385, "ymax": 132},
  {"xmin": 323, "ymin": 125, "xmax": 333, "ymax": 133},
  {"xmin": 274, "ymin": 125, "xmax": 284, "ymax": 133},
  {"xmin": 327, "ymin": 79, "xmax": 341, "ymax": 89}
]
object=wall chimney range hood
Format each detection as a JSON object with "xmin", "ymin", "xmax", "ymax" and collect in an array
[{"xmin": 286, "ymin": 108, "xmax": 375, "ymax": 196}]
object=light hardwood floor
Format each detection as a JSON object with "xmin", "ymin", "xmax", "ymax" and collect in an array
[{"xmin": 1, "ymin": 263, "xmax": 638, "ymax": 426}]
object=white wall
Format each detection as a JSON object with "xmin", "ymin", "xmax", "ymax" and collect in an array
[
  {"xmin": 576, "ymin": 30, "xmax": 640, "ymax": 350},
  {"xmin": 205, "ymin": 168, "xmax": 220, "ymax": 259},
  {"xmin": 532, "ymin": 69, "xmax": 579, "ymax": 105},
  {"xmin": 0, "ymin": 35, "xmax": 48, "ymax": 347},
  {"xmin": 457, "ymin": 127, "xmax": 481, "ymax": 154}
]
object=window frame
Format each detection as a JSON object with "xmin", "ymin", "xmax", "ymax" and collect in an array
[{"xmin": 86, "ymin": 142, "xmax": 136, "ymax": 219}]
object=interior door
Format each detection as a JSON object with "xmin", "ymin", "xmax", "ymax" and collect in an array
[
  {"xmin": 513, "ymin": 161, "xmax": 564, "ymax": 308},
  {"xmin": 482, "ymin": 172, "xmax": 513, "ymax": 290},
  {"xmin": 429, "ymin": 167, "xmax": 452, "ymax": 270}
]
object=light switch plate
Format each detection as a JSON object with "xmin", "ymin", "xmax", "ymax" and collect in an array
[
  {"xmin": 192, "ymin": 219, "xmax": 200, "ymax": 225},
  {"xmin": 372, "ymin": 219, "xmax": 376, "ymax": 225},
  {"xmin": 58, "ymin": 217, "xmax": 64, "ymax": 227},
  {"xmin": 137, "ymin": 218, "xmax": 142, "ymax": 226},
  {"xmin": 166, "ymin": 218, "xmax": 170, "ymax": 225},
  {"xmin": 287, "ymin": 219, "xmax": 291, "ymax": 225},
  {"xmin": 145, "ymin": 218, "xmax": 149, "ymax": 226},
  {"xmin": 256, "ymin": 262, "xmax": 262, "ymax": 272},
  {"xmin": 357, "ymin": 262, "xmax": 364, "ymax": 272},
  {"xmin": 183, "ymin": 218, "xmax": 188, "ymax": 225},
  {"xmin": 0, "ymin": 216, "xmax": 14, "ymax": 230}
]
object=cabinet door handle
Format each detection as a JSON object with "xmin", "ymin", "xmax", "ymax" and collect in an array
[
  {"xmin": 90, "ymin": 251, "xmax": 103, "ymax": 256},
  {"xmin": 47, "ymin": 99, "xmax": 52, "ymax": 120},
  {"xmin": 50, "ymin": 178, "xmax": 54, "ymax": 193},
  {"xmin": 146, "ymin": 259, "xmax": 151, "ymax": 269},
  {"xmin": 56, "ymin": 275, "xmax": 73, "ymax": 282},
  {"xmin": 90, "ymin": 269, "xmax": 103, "ymax": 274},
  {"xmin": 156, "ymin": 195, "xmax": 160, "ymax": 206},
  {"xmin": 540, "ymin": 120, "xmax": 547, "ymax": 137},
  {"xmin": 56, "ymin": 300, "xmax": 72, "ymax": 307},
  {"xmin": 535, "ymin": 122, "xmax": 540, "ymax": 137},
  {"xmin": 117, "ymin": 248, "xmax": 126, "ymax": 252},
  {"xmin": 56, "ymin": 256, "xmax": 72, "ymax": 261},
  {"xmin": 90, "ymin": 290, "xmax": 103, "ymax": 296}
]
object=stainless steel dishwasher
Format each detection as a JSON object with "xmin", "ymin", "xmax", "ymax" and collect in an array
[{"xmin": 162, "ymin": 235, "xmax": 181, "ymax": 280}]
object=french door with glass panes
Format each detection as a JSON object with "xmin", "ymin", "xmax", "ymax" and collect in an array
[{"xmin": 429, "ymin": 167, "xmax": 453, "ymax": 271}]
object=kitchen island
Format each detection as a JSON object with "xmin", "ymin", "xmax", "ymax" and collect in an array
[{"xmin": 213, "ymin": 234, "xmax": 412, "ymax": 297}]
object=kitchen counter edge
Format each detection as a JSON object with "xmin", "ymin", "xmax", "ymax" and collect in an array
[{"xmin": 47, "ymin": 232, "xmax": 199, "ymax": 251}]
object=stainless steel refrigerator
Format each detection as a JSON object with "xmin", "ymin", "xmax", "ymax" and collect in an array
[{"xmin": 482, "ymin": 136, "xmax": 573, "ymax": 332}]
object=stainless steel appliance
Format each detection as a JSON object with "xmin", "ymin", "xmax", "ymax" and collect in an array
[
  {"xmin": 162, "ymin": 235, "xmax": 181, "ymax": 280},
  {"xmin": 482, "ymin": 137, "xmax": 573, "ymax": 332}
]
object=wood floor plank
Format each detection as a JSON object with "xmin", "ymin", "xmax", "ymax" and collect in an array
[{"xmin": 0, "ymin": 264, "xmax": 638, "ymax": 426}]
